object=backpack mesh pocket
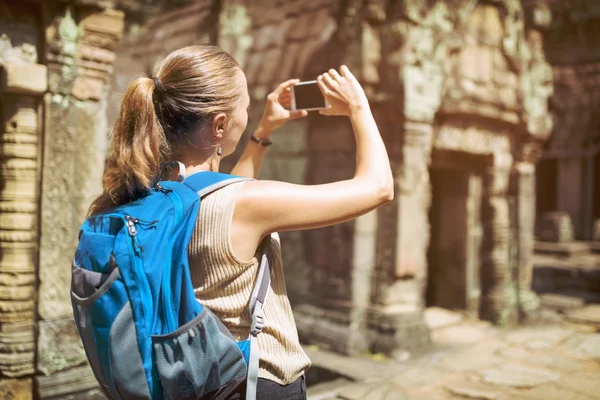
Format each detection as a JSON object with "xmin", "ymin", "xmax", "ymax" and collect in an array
[
  {"xmin": 72, "ymin": 263, "xmax": 152, "ymax": 399},
  {"xmin": 152, "ymin": 308, "xmax": 247, "ymax": 399}
]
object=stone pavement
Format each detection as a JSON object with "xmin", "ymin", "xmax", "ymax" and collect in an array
[{"xmin": 305, "ymin": 306, "xmax": 600, "ymax": 400}]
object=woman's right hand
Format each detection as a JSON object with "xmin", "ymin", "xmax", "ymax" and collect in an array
[{"xmin": 317, "ymin": 65, "xmax": 369, "ymax": 117}]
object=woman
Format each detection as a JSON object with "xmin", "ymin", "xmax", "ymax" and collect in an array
[{"xmin": 89, "ymin": 45, "xmax": 393, "ymax": 399}]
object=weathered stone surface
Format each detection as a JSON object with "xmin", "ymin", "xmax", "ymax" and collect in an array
[
  {"xmin": 0, "ymin": 63, "xmax": 47, "ymax": 95},
  {"xmin": 339, "ymin": 381, "xmax": 407, "ymax": 400},
  {"xmin": 564, "ymin": 305, "xmax": 600, "ymax": 326},
  {"xmin": 37, "ymin": 317, "xmax": 87, "ymax": 376},
  {"xmin": 505, "ymin": 326, "xmax": 574, "ymax": 349},
  {"xmin": 537, "ymin": 212, "xmax": 575, "ymax": 243},
  {"xmin": 38, "ymin": 97, "xmax": 109, "ymax": 320},
  {"xmin": 424, "ymin": 307, "xmax": 464, "ymax": 331},
  {"xmin": 538, "ymin": 293, "xmax": 585, "ymax": 311},
  {"xmin": 444, "ymin": 382, "xmax": 503, "ymax": 400},
  {"xmin": 35, "ymin": 366, "xmax": 100, "ymax": 400},
  {"xmin": 559, "ymin": 333, "xmax": 600, "ymax": 361},
  {"xmin": 480, "ymin": 364, "xmax": 559, "ymax": 388},
  {"xmin": 0, "ymin": 378, "xmax": 33, "ymax": 400}
]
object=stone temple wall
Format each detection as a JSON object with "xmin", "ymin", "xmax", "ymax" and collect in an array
[
  {"xmin": 0, "ymin": 1, "xmax": 124, "ymax": 398},
  {"xmin": 0, "ymin": 0, "xmax": 555, "ymax": 397},
  {"xmin": 535, "ymin": 0, "xmax": 600, "ymax": 241},
  {"xmin": 108, "ymin": 0, "xmax": 554, "ymax": 358}
]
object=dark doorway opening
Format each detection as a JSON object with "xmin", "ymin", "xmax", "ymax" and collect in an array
[
  {"xmin": 536, "ymin": 158, "xmax": 558, "ymax": 215},
  {"xmin": 427, "ymin": 151, "xmax": 484, "ymax": 318}
]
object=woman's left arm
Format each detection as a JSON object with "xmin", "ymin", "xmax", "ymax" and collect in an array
[
  {"xmin": 230, "ymin": 124, "xmax": 272, "ymax": 179},
  {"xmin": 230, "ymin": 79, "xmax": 307, "ymax": 179}
]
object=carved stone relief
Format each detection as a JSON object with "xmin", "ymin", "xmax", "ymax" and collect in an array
[{"xmin": 0, "ymin": 2, "xmax": 45, "ymax": 385}]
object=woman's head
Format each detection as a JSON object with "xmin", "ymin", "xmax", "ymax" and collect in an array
[{"xmin": 89, "ymin": 45, "xmax": 249, "ymax": 215}]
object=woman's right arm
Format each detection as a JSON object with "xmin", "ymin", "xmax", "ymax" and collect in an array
[{"xmin": 234, "ymin": 66, "xmax": 393, "ymax": 237}]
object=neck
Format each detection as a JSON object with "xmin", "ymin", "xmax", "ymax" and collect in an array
[
  {"xmin": 185, "ymin": 157, "xmax": 220, "ymax": 174},
  {"xmin": 164, "ymin": 152, "xmax": 220, "ymax": 181}
]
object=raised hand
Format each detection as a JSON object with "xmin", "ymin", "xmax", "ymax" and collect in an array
[
  {"xmin": 259, "ymin": 79, "xmax": 308, "ymax": 132},
  {"xmin": 317, "ymin": 66, "xmax": 369, "ymax": 117}
]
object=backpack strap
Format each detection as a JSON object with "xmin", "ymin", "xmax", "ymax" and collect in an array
[
  {"xmin": 182, "ymin": 170, "xmax": 250, "ymax": 197},
  {"xmin": 182, "ymin": 170, "xmax": 270, "ymax": 400},
  {"xmin": 246, "ymin": 239, "xmax": 271, "ymax": 400}
]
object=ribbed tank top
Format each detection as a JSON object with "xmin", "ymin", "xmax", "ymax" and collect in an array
[{"xmin": 187, "ymin": 181, "xmax": 311, "ymax": 384}]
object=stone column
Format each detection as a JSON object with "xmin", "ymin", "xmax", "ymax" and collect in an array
[
  {"xmin": 34, "ymin": 5, "xmax": 124, "ymax": 399},
  {"xmin": 293, "ymin": 0, "xmax": 381, "ymax": 356},
  {"xmin": 512, "ymin": 160, "xmax": 540, "ymax": 318},
  {"xmin": 481, "ymin": 151, "xmax": 518, "ymax": 325},
  {"xmin": 362, "ymin": 0, "xmax": 449, "ymax": 354},
  {"xmin": 0, "ymin": 62, "xmax": 47, "ymax": 400}
]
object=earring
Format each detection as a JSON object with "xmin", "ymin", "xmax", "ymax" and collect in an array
[{"xmin": 217, "ymin": 146, "xmax": 223, "ymax": 156}]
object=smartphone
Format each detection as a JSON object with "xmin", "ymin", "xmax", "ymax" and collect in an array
[{"xmin": 291, "ymin": 80, "xmax": 329, "ymax": 111}]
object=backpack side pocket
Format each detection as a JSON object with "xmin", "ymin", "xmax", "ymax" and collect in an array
[
  {"xmin": 71, "ymin": 261, "xmax": 151, "ymax": 400},
  {"xmin": 152, "ymin": 308, "xmax": 247, "ymax": 400}
]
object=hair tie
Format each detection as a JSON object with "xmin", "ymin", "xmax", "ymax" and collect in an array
[{"xmin": 151, "ymin": 77, "xmax": 163, "ymax": 94}]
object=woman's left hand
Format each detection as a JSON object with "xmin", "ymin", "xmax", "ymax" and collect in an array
[{"xmin": 258, "ymin": 79, "xmax": 308, "ymax": 133}]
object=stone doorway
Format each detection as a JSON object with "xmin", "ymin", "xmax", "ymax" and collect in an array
[
  {"xmin": 427, "ymin": 151, "xmax": 484, "ymax": 318},
  {"xmin": 594, "ymin": 152, "xmax": 600, "ymax": 223},
  {"xmin": 536, "ymin": 158, "xmax": 558, "ymax": 216}
]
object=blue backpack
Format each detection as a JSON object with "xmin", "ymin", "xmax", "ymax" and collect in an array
[{"xmin": 70, "ymin": 171, "xmax": 270, "ymax": 400}]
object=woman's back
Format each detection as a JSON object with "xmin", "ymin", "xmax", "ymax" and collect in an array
[{"xmin": 188, "ymin": 181, "xmax": 311, "ymax": 385}]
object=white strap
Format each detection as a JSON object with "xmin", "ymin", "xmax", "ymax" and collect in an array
[
  {"xmin": 245, "ymin": 335, "xmax": 260, "ymax": 400},
  {"xmin": 245, "ymin": 243, "xmax": 271, "ymax": 400}
]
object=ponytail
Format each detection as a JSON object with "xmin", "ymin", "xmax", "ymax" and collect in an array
[
  {"xmin": 88, "ymin": 45, "xmax": 242, "ymax": 216},
  {"xmin": 88, "ymin": 77, "xmax": 168, "ymax": 216}
]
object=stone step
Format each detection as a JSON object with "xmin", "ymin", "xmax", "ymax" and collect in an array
[
  {"xmin": 534, "ymin": 241, "xmax": 591, "ymax": 257},
  {"xmin": 539, "ymin": 293, "xmax": 585, "ymax": 311}
]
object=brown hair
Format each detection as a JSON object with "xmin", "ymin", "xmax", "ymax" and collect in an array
[{"xmin": 88, "ymin": 45, "xmax": 242, "ymax": 216}]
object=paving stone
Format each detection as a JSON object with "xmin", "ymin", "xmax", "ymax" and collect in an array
[
  {"xmin": 504, "ymin": 326, "xmax": 575, "ymax": 349},
  {"xmin": 479, "ymin": 364, "xmax": 559, "ymax": 388},
  {"xmin": 425, "ymin": 307, "xmax": 464, "ymax": 330},
  {"xmin": 521, "ymin": 351, "xmax": 592, "ymax": 373},
  {"xmin": 557, "ymin": 369, "xmax": 600, "ymax": 399},
  {"xmin": 391, "ymin": 365, "xmax": 442, "ymax": 390},
  {"xmin": 436, "ymin": 339, "xmax": 507, "ymax": 373},
  {"xmin": 517, "ymin": 382, "xmax": 596, "ymax": 400},
  {"xmin": 338, "ymin": 381, "xmax": 407, "ymax": 400},
  {"xmin": 444, "ymin": 383, "xmax": 505, "ymax": 400},
  {"xmin": 430, "ymin": 321, "xmax": 496, "ymax": 348},
  {"xmin": 559, "ymin": 333, "xmax": 600, "ymax": 361},
  {"xmin": 494, "ymin": 345, "xmax": 530, "ymax": 361}
]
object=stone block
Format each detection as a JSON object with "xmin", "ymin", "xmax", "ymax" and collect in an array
[
  {"xmin": 35, "ymin": 366, "xmax": 100, "ymax": 400},
  {"xmin": 80, "ymin": 9, "xmax": 125, "ymax": 38},
  {"xmin": 37, "ymin": 317, "xmax": 87, "ymax": 376},
  {"xmin": 276, "ymin": 42, "xmax": 302, "ymax": 82},
  {"xmin": 39, "ymin": 99, "xmax": 107, "ymax": 320},
  {"xmin": 424, "ymin": 307, "xmax": 464, "ymax": 330},
  {"xmin": 0, "ymin": 378, "xmax": 32, "ymax": 400},
  {"xmin": 1, "ymin": 63, "xmax": 47, "ymax": 95},
  {"xmin": 270, "ymin": 118, "xmax": 308, "ymax": 154},
  {"xmin": 260, "ymin": 155, "xmax": 308, "ymax": 184},
  {"xmin": 307, "ymin": 116, "xmax": 355, "ymax": 152},
  {"xmin": 253, "ymin": 24, "xmax": 286, "ymax": 50},
  {"xmin": 256, "ymin": 47, "xmax": 283, "ymax": 85},
  {"xmin": 0, "ymin": 321, "xmax": 35, "ymax": 353},
  {"xmin": 71, "ymin": 75, "xmax": 105, "ymax": 101},
  {"xmin": 537, "ymin": 212, "xmax": 574, "ymax": 242},
  {"xmin": 593, "ymin": 219, "xmax": 600, "ymax": 242},
  {"xmin": 539, "ymin": 293, "xmax": 584, "ymax": 310}
]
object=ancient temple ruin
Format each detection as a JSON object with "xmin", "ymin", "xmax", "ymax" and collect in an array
[
  {"xmin": 0, "ymin": 0, "xmax": 556, "ymax": 398},
  {"xmin": 535, "ymin": 0, "xmax": 600, "ymax": 242}
]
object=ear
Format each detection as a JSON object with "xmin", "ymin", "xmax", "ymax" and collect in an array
[{"xmin": 211, "ymin": 113, "xmax": 228, "ymax": 142}]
